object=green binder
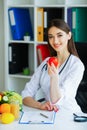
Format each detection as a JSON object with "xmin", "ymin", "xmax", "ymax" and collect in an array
[{"xmin": 72, "ymin": 8, "xmax": 87, "ymax": 43}]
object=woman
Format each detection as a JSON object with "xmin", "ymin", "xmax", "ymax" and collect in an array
[{"xmin": 21, "ymin": 19, "xmax": 85, "ymax": 113}]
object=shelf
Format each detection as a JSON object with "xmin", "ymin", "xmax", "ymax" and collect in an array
[
  {"xmin": 35, "ymin": 0, "xmax": 65, "ymax": 6},
  {"xmin": 9, "ymin": 40, "xmax": 35, "ymax": 44},
  {"xmin": 7, "ymin": 0, "xmax": 34, "ymax": 6},
  {"xmin": 66, "ymin": 0, "xmax": 87, "ymax": 5},
  {"xmin": 36, "ymin": 5, "xmax": 65, "ymax": 8},
  {"xmin": 8, "ymin": 5, "xmax": 35, "ymax": 8},
  {"xmin": 9, "ymin": 73, "xmax": 33, "ymax": 79},
  {"xmin": 66, "ymin": 5, "xmax": 87, "ymax": 8}
]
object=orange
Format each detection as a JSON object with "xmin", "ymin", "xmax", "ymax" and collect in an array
[
  {"xmin": 0, "ymin": 105, "xmax": 1, "ymax": 113},
  {"xmin": 0, "ymin": 103, "xmax": 11, "ymax": 114}
]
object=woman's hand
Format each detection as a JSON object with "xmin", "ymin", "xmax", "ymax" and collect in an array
[
  {"xmin": 47, "ymin": 62, "xmax": 61, "ymax": 104},
  {"xmin": 47, "ymin": 62, "xmax": 58, "ymax": 77},
  {"xmin": 39, "ymin": 101, "xmax": 58, "ymax": 112}
]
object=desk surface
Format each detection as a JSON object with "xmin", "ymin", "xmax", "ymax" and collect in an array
[{"xmin": 0, "ymin": 106, "xmax": 87, "ymax": 130}]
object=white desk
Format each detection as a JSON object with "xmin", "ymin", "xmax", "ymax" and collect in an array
[{"xmin": 0, "ymin": 106, "xmax": 87, "ymax": 130}]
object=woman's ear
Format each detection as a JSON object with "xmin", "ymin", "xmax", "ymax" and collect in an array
[{"xmin": 68, "ymin": 32, "xmax": 72, "ymax": 40}]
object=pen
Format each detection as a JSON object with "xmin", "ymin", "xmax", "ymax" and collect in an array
[{"xmin": 40, "ymin": 113, "xmax": 48, "ymax": 118}]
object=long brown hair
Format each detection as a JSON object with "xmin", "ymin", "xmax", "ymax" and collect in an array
[{"xmin": 47, "ymin": 19, "xmax": 79, "ymax": 57}]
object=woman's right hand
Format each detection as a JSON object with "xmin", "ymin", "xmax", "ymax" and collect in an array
[
  {"xmin": 47, "ymin": 62, "xmax": 58, "ymax": 78},
  {"xmin": 39, "ymin": 101, "xmax": 58, "ymax": 112}
]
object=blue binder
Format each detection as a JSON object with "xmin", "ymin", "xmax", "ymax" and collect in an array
[
  {"xmin": 67, "ymin": 8, "xmax": 72, "ymax": 31},
  {"xmin": 8, "ymin": 8, "xmax": 33, "ymax": 40}
]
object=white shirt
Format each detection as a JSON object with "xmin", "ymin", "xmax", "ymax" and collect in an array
[{"xmin": 21, "ymin": 54, "xmax": 85, "ymax": 113}]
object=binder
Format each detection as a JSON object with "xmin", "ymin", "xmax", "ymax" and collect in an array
[
  {"xmin": 36, "ymin": 44, "xmax": 50, "ymax": 65},
  {"xmin": 37, "ymin": 8, "xmax": 44, "ymax": 41},
  {"xmin": 43, "ymin": 9, "xmax": 47, "ymax": 41},
  {"xmin": 8, "ymin": 8, "xmax": 33, "ymax": 40},
  {"xmin": 43, "ymin": 8, "xmax": 64, "ymax": 41},
  {"xmin": 46, "ymin": 8, "xmax": 64, "ymax": 23},
  {"xmin": 72, "ymin": 8, "xmax": 87, "ymax": 42},
  {"xmin": 67, "ymin": 8, "xmax": 72, "ymax": 31},
  {"xmin": 8, "ymin": 43, "xmax": 28, "ymax": 74},
  {"xmin": 37, "ymin": 8, "xmax": 64, "ymax": 42}
]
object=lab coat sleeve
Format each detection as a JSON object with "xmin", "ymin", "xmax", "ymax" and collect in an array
[
  {"xmin": 53, "ymin": 59, "xmax": 85, "ymax": 109},
  {"xmin": 21, "ymin": 58, "xmax": 48, "ymax": 99}
]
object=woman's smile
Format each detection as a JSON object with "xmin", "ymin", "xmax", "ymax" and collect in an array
[{"xmin": 54, "ymin": 43, "xmax": 61, "ymax": 48}]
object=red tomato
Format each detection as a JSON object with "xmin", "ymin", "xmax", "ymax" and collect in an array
[{"xmin": 47, "ymin": 57, "xmax": 58, "ymax": 67}]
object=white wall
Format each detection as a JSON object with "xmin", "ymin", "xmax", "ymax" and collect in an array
[{"xmin": 0, "ymin": 0, "xmax": 5, "ymax": 91}]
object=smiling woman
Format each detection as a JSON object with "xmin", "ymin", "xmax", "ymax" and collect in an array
[
  {"xmin": 22, "ymin": 19, "xmax": 85, "ymax": 113},
  {"xmin": 48, "ymin": 27, "xmax": 71, "ymax": 53}
]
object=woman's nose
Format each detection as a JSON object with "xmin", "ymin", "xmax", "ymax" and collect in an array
[{"xmin": 54, "ymin": 37, "xmax": 58, "ymax": 44}]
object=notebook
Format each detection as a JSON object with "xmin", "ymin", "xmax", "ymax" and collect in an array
[{"xmin": 19, "ymin": 110, "xmax": 56, "ymax": 124}]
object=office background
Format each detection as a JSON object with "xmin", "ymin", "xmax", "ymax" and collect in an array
[{"xmin": 0, "ymin": 0, "xmax": 87, "ymax": 95}]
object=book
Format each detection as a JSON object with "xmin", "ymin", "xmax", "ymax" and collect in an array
[
  {"xmin": 36, "ymin": 44, "xmax": 50, "ymax": 65},
  {"xmin": 37, "ymin": 8, "xmax": 44, "ymax": 41},
  {"xmin": 8, "ymin": 8, "xmax": 33, "ymax": 40},
  {"xmin": 19, "ymin": 110, "xmax": 56, "ymax": 124},
  {"xmin": 72, "ymin": 7, "xmax": 87, "ymax": 42},
  {"xmin": 8, "ymin": 43, "xmax": 28, "ymax": 74}
]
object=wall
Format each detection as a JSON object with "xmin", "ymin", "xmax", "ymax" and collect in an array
[{"xmin": 0, "ymin": 0, "xmax": 5, "ymax": 91}]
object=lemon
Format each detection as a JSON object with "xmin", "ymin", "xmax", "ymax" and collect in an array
[{"xmin": 1, "ymin": 113, "xmax": 15, "ymax": 124}]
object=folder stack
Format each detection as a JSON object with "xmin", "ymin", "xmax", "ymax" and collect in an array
[{"xmin": 67, "ymin": 7, "xmax": 87, "ymax": 43}]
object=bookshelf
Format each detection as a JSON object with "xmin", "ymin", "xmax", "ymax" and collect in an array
[{"xmin": 3, "ymin": 0, "xmax": 87, "ymax": 95}]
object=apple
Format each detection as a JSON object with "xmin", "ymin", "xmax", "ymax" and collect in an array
[
  {"xmin": 0, "ymin": 92, "xmax": 5, "ymax": 102},
  {"xmin": 47, "ymin": 57, "xmax": 58, "ymax": 67},
  {"xmin": 0, "ymin": 92, "xmax": 4, "ymax": 97}
]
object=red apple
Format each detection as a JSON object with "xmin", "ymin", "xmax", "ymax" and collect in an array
[{"xmin": 47, "ymin": 57, "xmax": 58, "ymax": 67}]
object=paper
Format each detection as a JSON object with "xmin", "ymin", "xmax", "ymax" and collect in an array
[{"xmin": 19, "ymin": 110, "xmax": 56, "ymax": 124}]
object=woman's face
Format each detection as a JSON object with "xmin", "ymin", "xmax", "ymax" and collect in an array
[{"xmin": 48, "ymin": 26, "xmax": 71, "ymax": 53}]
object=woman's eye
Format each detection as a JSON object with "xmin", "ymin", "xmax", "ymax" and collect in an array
[
  {"xmin": 48, "ymin": 36, "xmax": 53, "ymax": 39},
  {"xmin": 57, "ymin": 34, "xmax": 62, "ymax": 37},
  {"xmin": 48, "ymin": 34, "xmax": 63, "ymax": 39}
]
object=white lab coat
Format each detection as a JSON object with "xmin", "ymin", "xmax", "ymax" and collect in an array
[{"xmin": 21, "ymin": 54, "xmax": 85, "ymax": 113}]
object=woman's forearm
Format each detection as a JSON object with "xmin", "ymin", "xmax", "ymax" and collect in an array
[
  {"xmin": 50, "ymin": 76, "xmax": 61, "ymax": 104},
  {"xmin": 23, "ymin": 96, "xmax": 42, "ymax": 109}
]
